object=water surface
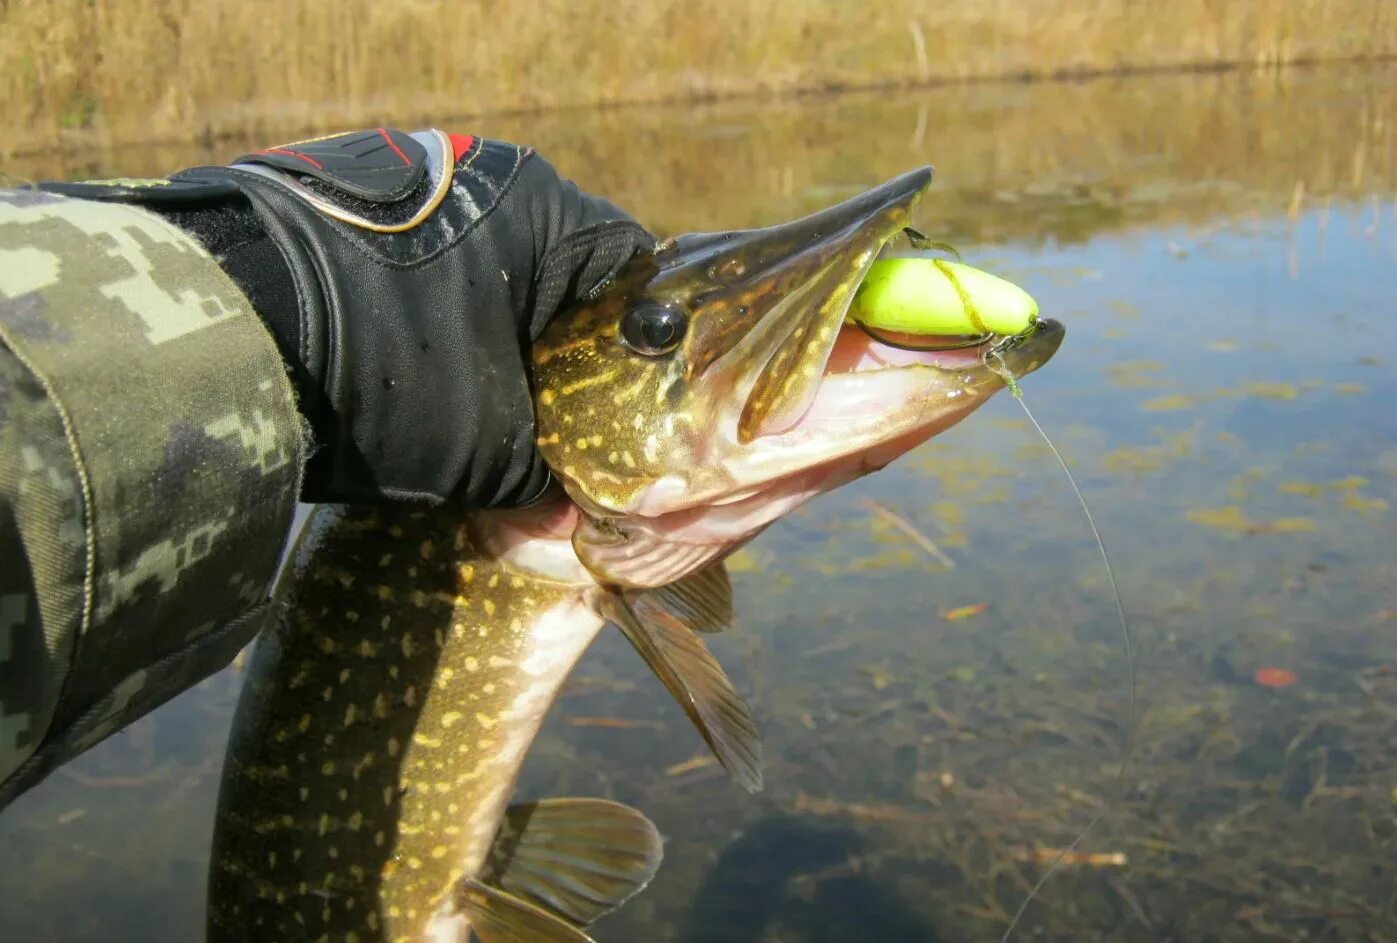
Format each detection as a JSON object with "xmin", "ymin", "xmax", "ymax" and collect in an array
[{"xmin": 2, "ymin": 64, "xmax": 1394, "ymax": 942}]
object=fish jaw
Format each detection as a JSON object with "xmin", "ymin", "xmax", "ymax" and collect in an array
[
  {"xmin": 530, "ymin": 166, "xmax": 1065, "ymax": 588},
  {"xmin": 570, "ymin": 320, "xmax": 1064, "ymax": 587},
  {"xmin": 532, "ymin": 167, "xmax": 934, "ymax": 519},
  {"xmin": 714, "ymin": 318, "xmax": 1064, "ymax": 504}
]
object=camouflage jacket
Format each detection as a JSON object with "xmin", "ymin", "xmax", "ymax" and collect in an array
[{"xmin": 0, "ymin": 189, "xmax": 304, "ymax": 809}]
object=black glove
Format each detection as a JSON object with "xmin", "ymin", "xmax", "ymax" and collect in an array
[{"xmin": 48, "ymin": 128, "xmax": 653, "ymax": 508}]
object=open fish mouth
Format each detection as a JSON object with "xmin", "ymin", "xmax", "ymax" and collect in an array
[
  {"xmin": 725, "ymin": 167, "xmax": 1063, "ymax": 446},
  {"xmin": 535, "ymin": 167, "xmax": 1065, "ymax": 588},
  {"xmin": 605, "ymin": 317, "xmax": 1064, "ymax": 562},
  {"xmin": 639, "ymin": 167, "xmax": 1065, "ymax": 517},
  {"xmin": 784, "ymin": 314, "xmax": 1064, "ymax": 437},
  {"xmin": 577, "ymin": 315, "xmax": 1064, "ymax": 589}
]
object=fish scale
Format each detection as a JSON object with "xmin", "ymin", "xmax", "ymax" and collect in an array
[{"xmin": 209, "ymin": 506, "xmax": 603, "ymax": 942}]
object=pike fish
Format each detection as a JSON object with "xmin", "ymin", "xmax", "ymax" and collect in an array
[{"xmin": 207, "ymin": 168, "xmax": 1064, "ymax": 943}]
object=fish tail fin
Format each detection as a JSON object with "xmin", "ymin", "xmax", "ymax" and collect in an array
[{"xmin": 481, "ymin": 798, "xmax": 663, "ymax": 927}]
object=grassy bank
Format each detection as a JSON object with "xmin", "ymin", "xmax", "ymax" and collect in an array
[
  {"xmin": 10, "ymin": 67, "xmax": 1392, "ymax": 247},
  {"xmin": 2, "ymin": 0, "xmax": 1395, "ymax": 157}
]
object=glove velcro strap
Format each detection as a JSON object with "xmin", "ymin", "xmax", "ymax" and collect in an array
[{"xmin": 230, "ymin": 129, "xmax": 454, "ymax": 233}]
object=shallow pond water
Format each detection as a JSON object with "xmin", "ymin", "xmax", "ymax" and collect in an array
[{"xmin": 2, "ymin": 64, "xmax": 1395, "ymax": 942}]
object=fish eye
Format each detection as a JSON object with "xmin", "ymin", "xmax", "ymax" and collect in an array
[{"xmin": 619, "ymin": 304, "xmax": 687, "ymax": 357}]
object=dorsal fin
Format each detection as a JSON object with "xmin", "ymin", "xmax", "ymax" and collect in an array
[
  {"xmin": 456, "ymin": 879, "xmax": 593, "ymax": 943},
  {"xmin": 627, "ymin": 563, "xmax": 733, "ymax": 634},
  {"xmin": 482, "ymin": 798, "xmax": 663, "ymax": 927},
  {"xmin": 605, "ymin": 593, "xmax": 763, "ymax": 792}
]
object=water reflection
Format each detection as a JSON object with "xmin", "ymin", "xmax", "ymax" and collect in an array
[
  {"xmin": 2, "ymin": 64, "xmax": 1395, "ymax": 942},
  {"xmin": 8, "ymin": 64, "xmax": 1397, "ymax": 243}
]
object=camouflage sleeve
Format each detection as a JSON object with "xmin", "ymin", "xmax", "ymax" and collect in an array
[{"xmin": 0, "ymin": 188, "xmax": 305, "ymax": 809}]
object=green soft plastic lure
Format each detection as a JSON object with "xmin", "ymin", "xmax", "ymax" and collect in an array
[{"xmin": 848, "ymin": 253, "xmax": 1039, "ymax": 337}]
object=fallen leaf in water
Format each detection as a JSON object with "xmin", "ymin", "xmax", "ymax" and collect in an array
[
  {"xmin": 943, "ymin": 603, "xmax": 989, "ymax": 621},
  {"xmin": 1227, "ymin": 468, "xmax": 1268, "ymax": 501},
  {"xmin": 566, "ymin": 717, "xmax": 666, "ymax": 731},
  {"xmin": 930, "ymin": 500, "xmax": 964, "ymax": 527},
  {"xmin": 562, "ymin": 675, "xmax": 638, "ymax": 697},
  {"xmin": 56, "ymin": 809, "xmax": 86, "ymax": 825},
  {"xmin": 1106, "ymin": 360, "xmax": 1162, "ymax": 374},
  {"xmin": 665, "ymin": 755, "xmax": 718, "ymax": 777},
  {"xmin": 1242, "ymin": 382, "xmax": 1300, "ymax": 400},
  {"xmin": 1013, "ymin": 846, "xmax": 1129, "ymax": 867},
  {"xmin": 1013, "ymin": 444, "xmax": 1055, "ymax": 463},
  {"xmin": 863, "ymin": 498, "xmax": 956, "ymax": 569},
  {"xmin": 1278, "ymin": 481, "xmax": 1324, "ymax": 497},
  {"xmin": 1141, "ymin": 394, "xmax": 1197, "ymax": 412},
  {"xmin": 1206, "ymin": 339, "xmax": 1239, "ymax": 352},
  {"xmin": 1103, "ymin": 359, "xmax": 1164, "ymax": 382},
  {"xmin": 1104, "ymin": 373, "xmax": 1165, "ymax": 390},
  {"xmin": 972, "ymin": 486, "xmax": 1011, "ymax": 506},
  {"xmin": 1253, "ymin": 667, "xmax": 1299, "ymax": 688},
  {"xmin": 847, "ymin": 549, "xmax": 921, "ymax": 573},
  {"xmin": 802, "ymin": 638, "xmax": 856, "ymax": 660},
  {"xmin": 1186, "ymin": 506, "xmax": 1253, "ymax": 531},
  {"xmin": 1330, "ymin": 475, "xmax": 1370, "ymax": 491},
  {"xmin": 861, "ymin": 663, "xmax": 892, "ymax": 690},
  {"xmin": 1105, "ymin": 448, "xmax": 1168, "ymax": 474},
  {"xmin": 724, "ymin": 547, "xmax": 762, "ymax": 573},
  {"xmin": 792, "ymin": 791, "xmax": 944, "ymax": 825},
  {"xmin": 1186, "ymin": 506, "xmax": 1314, "ymax": 534},
  {"xmin": 1342, "ymin": 493, "xmax": 1388, "ymax": 515},
  {"xmin": 1334, "ymin": 383, "xmax": 1367, "ymax": 395}
]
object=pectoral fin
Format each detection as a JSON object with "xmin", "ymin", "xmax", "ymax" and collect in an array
[
  {"xmin": 456, "ymin": 879, "xmax": 593, "ymax": 943},
  {"xmin": 482, "ymin": 798, "xmax": 663, "ymax": 927},
  {"xmin": 628, "ymin": 563, "xmax": 733, "ymax": 634},
  {"xmin": 605, "ymin": 594, "xmax": 763, "ymax": 792}
]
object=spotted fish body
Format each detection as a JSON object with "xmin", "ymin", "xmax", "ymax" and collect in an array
[
  {"xmin": 208, "ymin": 168, "xmax": 1065, "ymax": 942},
  {"xmin": 209, "ymin": 504, "xmax": 610, "ymax": 942}
]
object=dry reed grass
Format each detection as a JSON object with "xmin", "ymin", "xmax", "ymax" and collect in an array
[
  {"xmin": 7, "ymin": 67, "xmax": 1394, "ymax": 245},
  {"xmin": 2, "ymin": 0, "xmax": 1395, "ymax": 157}
]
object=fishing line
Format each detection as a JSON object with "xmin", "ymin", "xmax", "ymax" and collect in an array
[{"xmin": 986, "ymin": 348, "xmax": 1138, "ymax": 943}]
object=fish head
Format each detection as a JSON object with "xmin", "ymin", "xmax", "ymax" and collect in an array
[{"xmin": 531, "ymin": 168, "xmax": 1064, "ymax": 588}]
